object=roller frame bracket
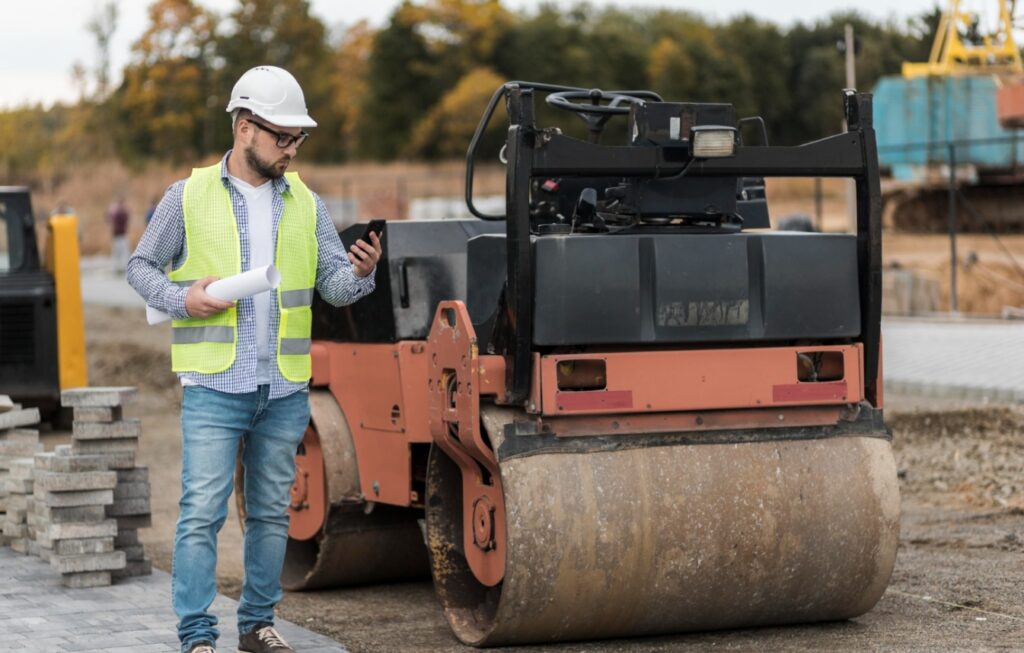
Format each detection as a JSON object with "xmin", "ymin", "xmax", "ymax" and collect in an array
[{"xmin": 427, "ymin": 301, "xmax": 506, "ymax": 586}]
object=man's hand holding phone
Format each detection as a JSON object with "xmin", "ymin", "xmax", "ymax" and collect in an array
[{"xmin": 350, "ymin": 219, "xmax": 384, "ymax": 278}]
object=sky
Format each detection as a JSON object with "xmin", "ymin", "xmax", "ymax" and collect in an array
[{"xmin": 0, "ymin": 0, "xmax": 950, "ymax": 109}]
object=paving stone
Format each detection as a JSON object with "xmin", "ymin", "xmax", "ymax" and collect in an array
[
  {"xmin": 41, "ymin": 519, "xmax": 118, "ymax": 544},
  {"xmin": 38, "ymin": 491, "xmax": 113, "ymax": 511},
  {"xmin": 35, "ymin": 471, "xmax": 118, "ymax": 493},
  {"xmin": 112, "ymin": 513, "xmax": 152, "ymax": 529},
  {"xmin": 6, "ymin": 493, "xmax": 28, "ymax": 510},
  {"xmin": 61, "ymin": 570, "xmax": 112, "ymax": 588},
  {"xmin": 3, "ymin": 521, "xmax": 27, "ymax": 537},
  {"xmin": 0, "ymin": 428, "xmax": 40, "ymax": 443},
  {"xmin": 9, "ymin": 536, "xmax": 29, "ymax": 553},
  {"xmin": 8, "ymin": 459, "xmax": 35, "ymax": 479},
  {"xmin": 0, "ymin": 408, "xmax": 41, "ymax": 430},
  {"xmin": 111, "ymin": 558, "xmax": 152, "ymax": 579},
  {"xmin": 72, "ymin": 419, "xmax": 141, "ymax": 441},
  {"xmin": 51, "ymin": 550, "xmax": 125, "ymax": 574},
  {"xmin": 4, "ymin": 477, "xmax": 33, "ymax": 493},
  {"xmin": 0, "ymin": 441, "xmax": 43, "ymax": 457},
  {"xmin": 0, "ymin": 547, "xmax": 347, "ymax": 652},
  {"xmin": 71, "ymin": 438, "xmax": 139, "ymax": 455},
  {"xmin": 113, "ymin": 481, "xmax": 150, "ymax": 500},
  {"xmin": 106, "ymin": 498, "xmax": 151, "ymax": 517},
  {"xmin": 114, "ymin": 529, "xmax": 139, "ymax": 547},
  {"xmin": 72, "ymin": 406, "xmax": 123, "ymax": 423},
  {"xmin": 38, "ymin": 489, "xmax": 114, "ymax": 508},
  {"xmin": 118, "ymin": 544, "xmax": 146, "ymax": 561},
  {"xmin": 116, "ymin": 466, "xmax": 149, "ymax": 483},
  {"xmin": 37, "ymin": 449, "xmax": 135, "ymax": 472},
  {"xmin": 54, "ymin": 537, "xmax": 115, "ymax": 556},
  {"xmin": 61, "ymin": 386, "xmax": 137, "ymax": 408},
  {"xmin": 35, "ymin": 504, "xmax": 107, "ymax": 523}
]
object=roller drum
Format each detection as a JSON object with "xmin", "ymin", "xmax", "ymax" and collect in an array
[{"xmin": 427, "ymin": 421, "xmax": 900, "ymax": 646}]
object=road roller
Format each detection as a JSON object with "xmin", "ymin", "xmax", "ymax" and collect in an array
[{"xmin": 237, "ymin": 81, "xmax": 899, "ymax": 646}]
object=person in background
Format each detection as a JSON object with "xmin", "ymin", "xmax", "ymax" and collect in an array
[{"xmin": 106, "ymin": 196, "xmax": 130, "ymax": 272}]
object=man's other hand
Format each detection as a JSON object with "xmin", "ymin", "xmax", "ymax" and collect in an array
[
  {"xmin": 185, "ymin": 277, "xmax": 235, "ymax": 318},
  {"xmin": 349, "ymin": 231, "xmax": 382, "ymax": 277}
]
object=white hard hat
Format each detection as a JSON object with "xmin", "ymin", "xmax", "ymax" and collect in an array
[{"xmin": 226, "ymin": 65, "xmax": 317, "ymax": 128}]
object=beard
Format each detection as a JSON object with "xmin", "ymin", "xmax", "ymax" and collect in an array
[{"xmin": 244, "ymin": 143, "xmax": 290, "ymax": 180}]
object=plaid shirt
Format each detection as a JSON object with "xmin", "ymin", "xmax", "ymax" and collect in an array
[{"xmin": 126, "ymin": 152, "xmax": 375, "ymax": 398}]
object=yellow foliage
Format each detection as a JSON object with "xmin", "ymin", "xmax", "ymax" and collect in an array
[
  {"xmin": 397, "ymin": 0, "xmax": 513, "ymax": 67},
  {"xmin": 405, "ymin": 67, "xmax": 506, "ymax": 159}
]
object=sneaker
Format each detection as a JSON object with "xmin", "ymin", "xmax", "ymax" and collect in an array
[
  {"xmin": 187, "ymin": 642, "xmax": 217, "ymax": 653},
  {"xmin": 238, "ymin": 624, "xmax": 295, "ymax": 653}
]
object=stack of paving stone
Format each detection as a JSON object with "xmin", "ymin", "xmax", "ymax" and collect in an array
[
  {"xmin": 32, "ymin": 458, "xmax": 123, "ymax": 587},
  {"xmin": 109, "ymin": 465, "xmax": 152, "ymax": 578},
  {"xmin": 62, "ymin": 386, "xmax": 153, "ymax": 580},
  {"xmin": 0, "ymin": 396, "xmax": 43, "ymax": 551}
]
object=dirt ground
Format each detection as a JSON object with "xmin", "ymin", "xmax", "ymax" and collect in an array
[{"xmin": 84, "ymin": 304, "xmax": 1024, "ymax": 652}]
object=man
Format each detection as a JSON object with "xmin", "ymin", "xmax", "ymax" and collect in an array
[{"xmin": 127, "ymin": 65, "xmax": 382, "ymax": 653}]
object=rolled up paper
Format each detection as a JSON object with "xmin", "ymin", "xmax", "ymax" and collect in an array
[{"xmin": 146, "ymin": 264, "xmax": 282, "ymax": 325}]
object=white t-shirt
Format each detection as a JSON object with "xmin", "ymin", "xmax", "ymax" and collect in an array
[{"xmin": 229, "ymin": 174, "xmax": 275, "ymax": 385}]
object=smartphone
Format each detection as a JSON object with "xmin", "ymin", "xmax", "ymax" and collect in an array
[{"xmin": 359, "ymin": 219, "xmax": 386, "ymax": 244}]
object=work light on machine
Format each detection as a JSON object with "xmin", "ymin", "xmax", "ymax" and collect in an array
[{"xmin": 690, "ymin": 125, "xmax": 738, "ymax": 158}]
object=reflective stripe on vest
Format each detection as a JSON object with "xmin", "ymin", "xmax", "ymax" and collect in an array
[
  {"xmin": 171, "ymin": 326, "xmax": 235, "ymax": 344},
  {"xmin": 169, "ymin": 163, "xmax": 318, "ymax": 381}
]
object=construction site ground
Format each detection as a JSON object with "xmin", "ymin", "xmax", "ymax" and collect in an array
[{"xmin": 74, "ymin": 293, "xmax": 1024, "ymax": 653}]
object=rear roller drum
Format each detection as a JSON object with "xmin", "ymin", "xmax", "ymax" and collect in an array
[
  {"xmin": 426, "ymin": 406, "xmax": 900, "ymax": 647},
  {"xmin": 235, "ymin": 389, "xmax": 429, "ymax": 590}
]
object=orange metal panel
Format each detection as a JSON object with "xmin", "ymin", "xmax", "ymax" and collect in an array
[
  {"xmin": 478, "ymin": 355, "xmax": 506, "ymax": 398},
  {"xmin": 539, "ymin": 345, "xmax": 863, "ymax": 416},
  {"xmin": 397, "ymin": 342, "xmax": 432, "ymax": 443},
  {"xmin": 544, "ymin": 406, "xmax": 844, "ymax": 438},
  {"xmin": 310, "ymin": 343, "xmax": 330, "ymax": 387},
  {"xmin": 326, "ymin": 342, "xmax": 412, "ymax": 506}
]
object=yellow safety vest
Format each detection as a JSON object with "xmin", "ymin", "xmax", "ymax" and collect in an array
[{"xmin": 169, "ymin": 163, "xmax": 318, "ymax": 382}]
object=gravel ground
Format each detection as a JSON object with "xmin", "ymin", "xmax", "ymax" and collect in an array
[{"xmin": 85, "ymin": 305, "xmax": 1024, "ymax": 652}]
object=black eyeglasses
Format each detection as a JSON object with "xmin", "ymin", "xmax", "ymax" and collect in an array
[{"xmin": 246, "ymin": 119, "xmax": 309, "ymax": 149}]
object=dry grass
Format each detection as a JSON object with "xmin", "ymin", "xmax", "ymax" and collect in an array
[{"xmin": 30, "ymin": 158, "xmax": 506, "ymax": 256}]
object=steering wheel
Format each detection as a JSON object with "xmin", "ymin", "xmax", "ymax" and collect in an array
[{"xmin": 546, "ymin": 88, "xmax": 663, "ymax": 141}]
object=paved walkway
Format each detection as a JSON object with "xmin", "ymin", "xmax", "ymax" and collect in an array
[
  {"xmin": 0, "ymin": 547, "xmax": 347, "ymax": 653},
  {"xmin": 882, "ymin": 317, "xmax": 1024, "ymax": 402},
  {"xmin": 80, "ymin": 257, "xmax": 145, "ymax": 309}
]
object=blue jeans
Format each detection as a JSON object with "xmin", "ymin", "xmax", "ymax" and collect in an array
[{"xmin": 173, "ymin": 385, "xmax": 310, "ymax": 651}]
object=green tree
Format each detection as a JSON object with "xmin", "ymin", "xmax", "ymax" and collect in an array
[
  {"xmin": 357, "ymin": 3, "xmax": 440, "ymax": 159},
  {"xmin": 216, "ymin": 0, "xmax": 338, "ymax": 160}
]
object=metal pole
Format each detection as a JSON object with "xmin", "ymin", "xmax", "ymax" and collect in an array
[
  {"xmin": 948, "ymin": 142, "xmax": 958, "ymax": 314},
  {"xmin": 844, "ymin": 24, "xmax": 858, "ymax": 234}
]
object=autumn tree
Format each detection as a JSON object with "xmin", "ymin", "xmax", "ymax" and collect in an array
[
  {"xmin": 405, "ymin": 67, "xmax": 506, "ymax": 159},
  {"xmin": 114, "ymin": 0, "xmax": 218, "ymax": 162}
]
